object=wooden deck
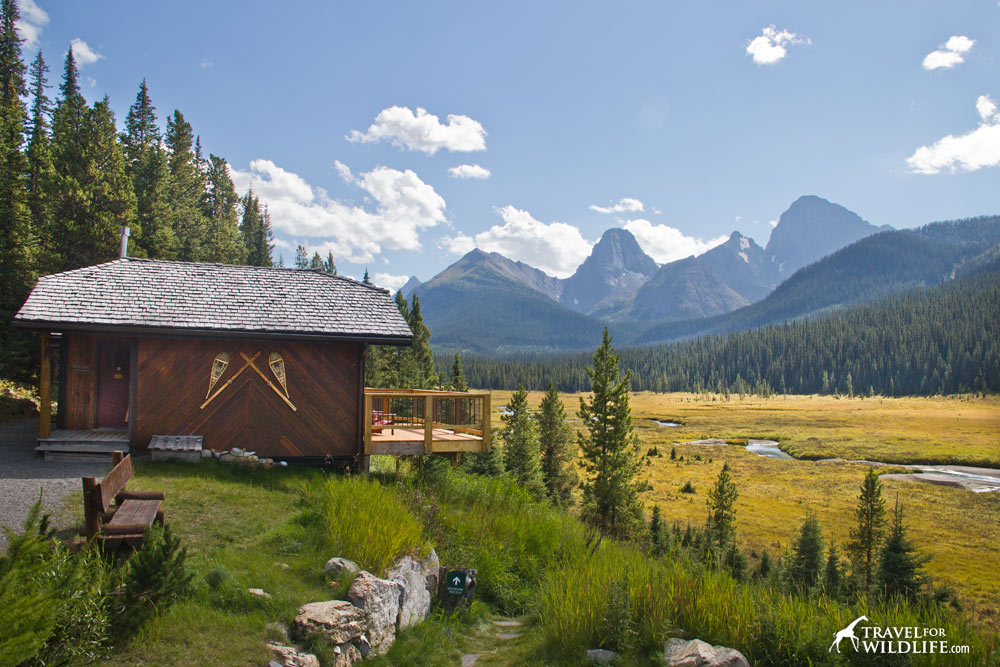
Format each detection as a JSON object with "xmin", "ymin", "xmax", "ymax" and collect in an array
[
  {"xmin": 364, "ymin": 389, "xmax": 491, "ymax": 457},
  {"xmin": 36, "ymin": 429, "xmax": 130, "ymax": 460}
]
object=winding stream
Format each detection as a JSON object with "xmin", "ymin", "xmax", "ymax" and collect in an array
[{"xmin": 678, "ymin": 438, "xmax": 1000, "ymax": 493}]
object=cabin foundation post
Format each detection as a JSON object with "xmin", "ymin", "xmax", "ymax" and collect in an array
[
  {"xmin": 81, "ymin": 476, "xmax": 99, "ymax": 538},
  {"xmin": 39, "ymin": 333, "xmax": 51, "ymax": 438}
]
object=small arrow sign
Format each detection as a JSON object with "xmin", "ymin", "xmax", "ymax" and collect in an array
[{"xmin": 446, "ymin": 570, "xmax": 466, "ymax": 596}]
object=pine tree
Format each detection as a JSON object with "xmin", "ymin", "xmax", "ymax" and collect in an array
[
  {"xmin": 824, "ymin": 541, "xmax": 842, "ymax": 597},
  {"xmin": 501, "ymin": 386, "xmax": 546, "ymax": 499},
  {"xmin": 325, "ymin": 250, "xmax": 336, "ymax": 275},
  {"xmin": 787, "ymin": 511, "xmax": 824, "ymax": 591},
  {"xmin": 706, "ymin": 462, "xmax": 738, "ymax": 552},
  {"xmin": 649, "ymin": 505, "xmax": 665, "ymax": 556},
  {"xmin": 133, "ymin": 141, "xmax": 177, "ymax": 259},
  {"xmin": 239, "ymin": 190, "xmax": 273, "ymax": 266},
  {"xmin": 407, "ymin": 295, "xmax": 436, "ymax": 388},
  {"xmin": 309, "ymin": 251, "xmax": 323, "ymax": 270},
  {"xmin": 25, "ymin": 50, "xmax": 54, "ymax": 272},
  {"xmin": 578, "ymin": 329, "xmax": 644, "ymax": 538},
  {"xmin": 294, "ymin": 244, "xmax": 308, "ymax": 269},
  {"xmin": 877, "ymin": 496, "xmax": 927, "ymax": 600},
  {"xmin": 121, "ymin": 79, "xmax": 158, "ymax": 170},
  {"xmin": 537, "ymin": 381, "xmax": 576, "ymax": 506},
  {"xmin": 450, "ymin": 353, "xmax": 468, "ymax": 392},
  {"xmin": 0, "ymin": 0, "xmax": 31, "ymax": 376},
  {"xmin": 847, "ymin": 467, "xmax": 886, "ymax": 593},
  {"xmin": 165, "ymin": 110, "xmax": 205, "ymax": 261},
  {"xmin": 199, "ymin": 154, "xmax": 243, "ymax": 263}
]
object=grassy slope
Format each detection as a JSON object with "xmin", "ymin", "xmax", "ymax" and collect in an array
[{"xmin": 490, "ymin": 390, "xmax": 1000, "ymax": 629}]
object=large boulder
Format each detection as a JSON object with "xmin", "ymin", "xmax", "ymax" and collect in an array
[
  {"xmin": 291, "ymin": 600, "xmax": 366, "ymax": 645},
  {"xmin": 421, "ymin": 548, "xmax": 440, "ymax": 596},
  {"xmin": 267, "ymin": 642, "xmax": 320, "ymax": 667},
  {"xmin": 330, "ymin": 642, "xmax": 363, "ymax": 667},
  {"xmin": 387, "ymin": 555, "xmax": 432, "ymax": 629},
  {"xmin": 663, "ymin": 638, "xmax": 750, "ymax": 667},
  {"xmin": 347, "ymin": 571, "xmax": 404, "ymax": 654}
]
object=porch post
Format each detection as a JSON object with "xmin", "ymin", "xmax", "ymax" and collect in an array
[{"xmin": 39, "ymin": 333, "xmax": 51, "ymax": 438}]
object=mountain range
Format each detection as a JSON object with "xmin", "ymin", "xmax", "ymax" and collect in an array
[{"xmin": 406, "ymin": 195, "xmax": 999, "ymax": 355}]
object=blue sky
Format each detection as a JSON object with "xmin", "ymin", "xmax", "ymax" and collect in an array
[{"xmin": 21, "ymin": 1, "xmax": 1000, "ymax": 289}]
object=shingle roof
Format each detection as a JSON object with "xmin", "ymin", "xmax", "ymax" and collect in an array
[{"xmin": 14, "ymin": 258, "xmax": 414, "ymax": 343}]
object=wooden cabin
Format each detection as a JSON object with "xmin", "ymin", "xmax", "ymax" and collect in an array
[{"xmin": 14, "ymin": 258, "xmax": 423, "ymax": 463}]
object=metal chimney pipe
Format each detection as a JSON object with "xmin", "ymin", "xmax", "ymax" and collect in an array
[{"xmin": 119, "ymin": 226, "xmax": 130, "ymax": 258}]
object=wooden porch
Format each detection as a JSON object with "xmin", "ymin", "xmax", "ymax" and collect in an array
[
  {"xmin": 364, "ymin": 388, "xmax": 491, "ymax": 457},
  {"xmin": 36, "ymin": 429, "xmax": 129, "ymax": 460}
]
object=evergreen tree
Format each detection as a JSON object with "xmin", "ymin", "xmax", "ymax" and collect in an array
[
  {"xmin": 0, "ymin": 0, "xmax": 30, "ymax": 375},
  {"xmin": 706, "ymin": 462, "xmax": 738, "ymax": 552},
  {"xmin": 537, "ymin": 381, "xmax": 576, "ymax": 506},
  {"xmin": 407, "ymin": 295, "xmax": 436, "ymax": 387},
  {"xmin": 165, "ymin": 110, "xmax": 205, "ymax": 261},
  {"xmin": 134, "ymin": 141, "xmax": 177, "ymax": 258},
  {"xmin": 787, "ymin": 511, "xmax": 824, "ymax": 591},
  {"xmin": 239, "ymin": 190, "xmax": 273, "ymax": 266},
  {"xmin": 294, "ymin": 244, "xmax": 308, "ymax": 269},
  {"xmin": 199, "ymin": 154, "xmax": 243, "ymax": 263},
  {"xmin": 648, "ymin": 505, "xmax": 665, "ymax": 556},
  {"xmin": 578, "ymin": 329, "xmax": 644, "ymax": 538},
  {"xmin": 877, "ymin": 496, "xmax": 927, "ymax": 600},
  {"xmin": 309, "ymin": 251, "xmax": 323, "ymax": 270},
  {"xmin": 501, "ymin": 386, "xmax": 546, "ymax": 499},
  {"xmin": 25, "ymin": 50, "xmax": 54, "ymax": 272},
  {"xmin": 121, "ymin": 79, "xmax": 158, "ymax": 170},
  {"xmin": 847, "ymin": 468, "xmax": 886, "ymax": 593},
  {"xmin": 325, "ymin": 250, "xmax": 336, "ymax": 275},
  {"xmin": 824, "ymin": 541, "xmax": 842, "ymax": 597},
  {"xmin": 450, "ymin": 353, "xmax": 468, "ymax": 392}
]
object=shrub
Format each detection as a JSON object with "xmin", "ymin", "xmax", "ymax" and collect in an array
[
  {"xmin": 680, "ymin": 481, "xmax": 696, "ymax": 494},
  {"xmin": 0, "ymin": 502, "xmax": 78, "ymax": 666},
  {"xmin": 321, "ymin": 476, "xmax": 427, "ymax": 576},
  {"xmin": 114, "ymin": 523, "xmax": 193, "ymax": 636}
]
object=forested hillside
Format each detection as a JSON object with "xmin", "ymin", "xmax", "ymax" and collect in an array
[
  {"xmin": 451, "ymin": 270, "xmax": 1000, "ymax": 396},
  {"xmin": 0, "ymin": 1, "xmax": 283, "ymax": 378},
  {"xmin": 634, "ymin": 215, "xmax": 1000, "ymax": 345}
]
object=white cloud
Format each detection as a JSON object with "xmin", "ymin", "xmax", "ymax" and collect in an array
[
  {"xmin": 16, "ymin": 0, "xmax": 48, "ymax": 49},
  {"xmin": 348, "ymin": 106, "xmax": 487, "ymax": 155},
  {"xmin": 621, "ymin": 219, "xmax": 728, "ymax": 264},
  {"xmin": 437, "ymin": 232, "xmax": 476, "ymax": 255},
  {"xmin": 769, "ymin": 220, "xmax": 779, "ymax": 228},
  {"xmin": 200, "ymin": 58, "xmax": 214, "ymax": 69},
  {"xmin": 229, "ymin": 158, "xmax": 447, "ymax": 263},
  {"xmin": 441, "ymin": 206, "xmax": 592, "ymax": 278},
  {"xmin": 906, "ymin": 94, "xmax": 1000, "ymax": 174},
  {"xmin": 922, "ymin": 35, "xmax": 975, "ymax": 70},
  {"xmin": 746, "ymin": 25, "xmax": 809, "ymax": 65},
  {"xmin": 70, "ymin": 38, "xmax": 102, "ymax": 67},
  {"xmin": 448, "ymin": 164, "xmax": 491, "ymax": 179},
  {"xmin": 374, "ymin": 273, "xmax": 409, "ymax": 292},
  {"xmin": 590, "ymin": 197, "xmax": 644, "ymax": 214}
]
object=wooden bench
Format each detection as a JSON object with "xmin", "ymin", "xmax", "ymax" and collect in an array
[{"xmin": 82, "ymin": 451, "xmax": 164, "ymax": 547}]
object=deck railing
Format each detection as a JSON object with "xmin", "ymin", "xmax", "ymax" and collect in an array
[{"xmin": 363, "ymin": 388, "xmax": 491, "ymax": 456}]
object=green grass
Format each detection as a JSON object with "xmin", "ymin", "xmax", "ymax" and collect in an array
[{"xmin": 40, "ymin": 452, "xmax": 999, "ymax": 666}]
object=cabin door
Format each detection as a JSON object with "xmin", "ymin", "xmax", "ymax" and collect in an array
[{"xmin": 96, "ymin": 341, "xmax": 130, "ymax": 428}]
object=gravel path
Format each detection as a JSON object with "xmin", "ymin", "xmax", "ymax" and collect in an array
[{"xmin": 0, "ymin": 418, "xmax": 109, "ymax": 550}]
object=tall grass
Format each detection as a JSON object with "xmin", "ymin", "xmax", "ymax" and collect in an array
[{"xmin": 320, "ymin": 476, "xmax": 427, "ymax": 576}]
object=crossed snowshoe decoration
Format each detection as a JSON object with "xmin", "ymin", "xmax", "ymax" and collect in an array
[{"xmin": 200, "ymin": 351, "xmax": 297, "ymax": 412}]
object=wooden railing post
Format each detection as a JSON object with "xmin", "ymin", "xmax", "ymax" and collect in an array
[
  {"xmin": 482, "ymin": 393, "xmax": 491, "ymax": 451},
  {"xmin": 424, "ymin": 396, "xmax": 434, "ymax": 455},
  {"xmin": 82, "ymin": 477, "xmax": 99, "ymax": 538},
  {"xmin": 39, "ymin": 332, "xmax": 51, "ymax": 438},
  {"xmin": 363, "ymin": 393, "xmax": 373, "ymax": 455}
]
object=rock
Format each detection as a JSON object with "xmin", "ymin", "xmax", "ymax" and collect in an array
[
  {"xmin": 664, "ymin": 638, "xmax": 749, "ymax": 667},
  {"xmin": 274, "ymin": 562, "xmax": 291, "ymax": 570},
  {"xmin": 213, "ymin": 450, "xmax": 222, "ymax": 459},
  {"xmin": 388, "ymin": 555, "xmax": 432, "ymax": 629},
  {"xmin": 586, "ymin": 648, "xmax": 619, "ymax": 663},
  {"xmin": 201, "ymin": 449, "xmax": 212, "ymax": 458},
  {"xmin": 354, "ymin": 634, "xmax": 371, "ymax": 658},
  {"xmin": 331, "ymin": 642, "xmax": 362, "ymax": 667},
  {"xmin": 267, "ymin": 642, "xmax": 320, "ymax": 667},
  {"xmin": 421, "ymin": 548, "xmax": 440, "ymax": 596},
  {"xmin": 347, "ymin": 571, "xmax": 403, "ymax": 654},
  {"xmin": 324, "ymin": 557, "xmax": 360, "ymax": 579},
  {"xmin": 231, "ymin": 447, "xmax": 243, "ymax": 456},
  {"xmin": 461, "ymin": 655, "xmax": 479, "ymax": 666},
  {"xmin": 248, "ymin": 588, "xmax": 271, "ymax": 599},
  {"xmin": 292, "ymin": 600, "xmax": 366, "ymax": 645},
  {"xmin": 265, "ymin": 621, "xmax": 289, "ymax": 640},
  {"xmin": 279, "ymin": 460, "xmax": 288, "ymax": 467}
]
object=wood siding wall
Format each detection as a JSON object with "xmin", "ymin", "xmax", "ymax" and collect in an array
[{"xmin": 134, "ymin": 337, "xmax": 362, "ymax": 458}]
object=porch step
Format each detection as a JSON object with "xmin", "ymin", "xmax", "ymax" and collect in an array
[{"xmin": 36, "ymin": 429, "xmax": 130, "ymax": 460}]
